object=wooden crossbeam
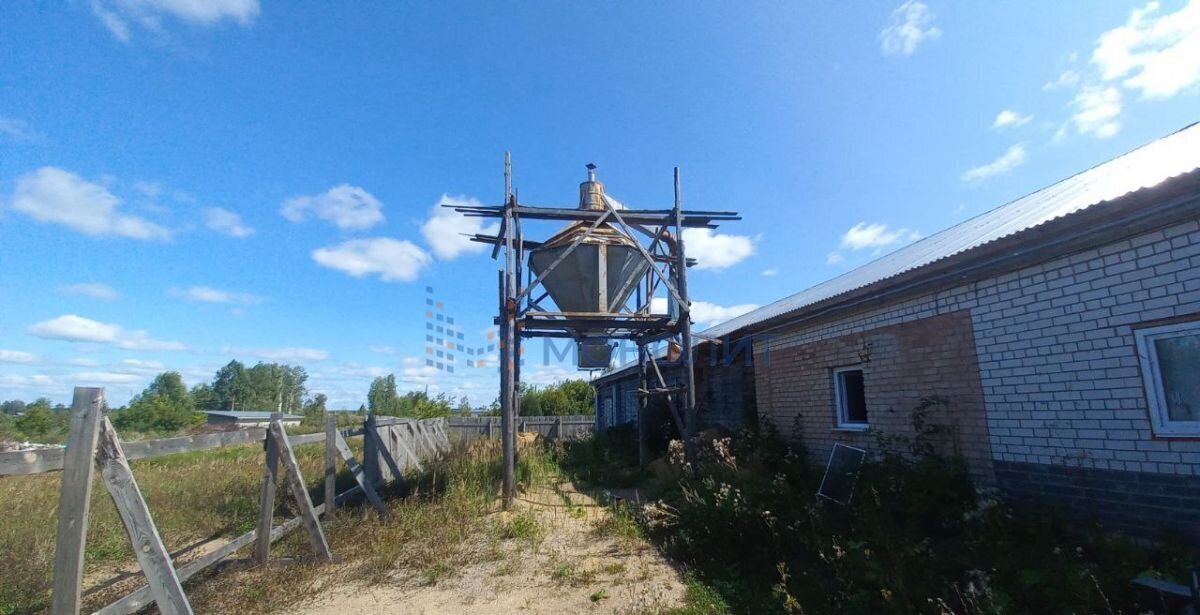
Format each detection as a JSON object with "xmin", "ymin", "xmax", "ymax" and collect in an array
[
  {"xmin": 268, "ymin": 422, "xmax": 333, "ymax": 562},
  {"xmin": 333, "ymin": 432, "xmax": 390, "ymax": 519},
  {"xmin": 96, "ymin": 418, "xmax": 193, "ymax": 615}
]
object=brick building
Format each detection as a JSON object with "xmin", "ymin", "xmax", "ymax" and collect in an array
[{"xmin": 594, "ymin": 123, "xmax": 1200, "ymax": 537}]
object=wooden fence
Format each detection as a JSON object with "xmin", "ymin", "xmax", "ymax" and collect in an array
[
  {"xmin": 445, "ymin": 415, "xmax": 594, "ymax": 442},
  {"xmin": 0, "ymin": 387, "xmax": 449, "ymax": 615}
]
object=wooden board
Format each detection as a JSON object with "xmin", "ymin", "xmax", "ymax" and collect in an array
[
  {"xmin": 324, "ymin": 416, "xmax": 337, "ymax": 519},
  {"xmin": 253, "ymin": 413, "xmax": 282, "ymax": 564},
  {"xmin": 269, "ymin": 423, "xmax": 333, "ymax": 562},
  {"xmin": 1, "ymin": 427, "xmax": 367, "ymax": 477},
  {"xmin": 51, "ymin": 387, "xmax": 105, "ymax": 615},
  {"xmin": 368, "ymin": 426, "xmax": 406, "ymax": 491},
  {"xmin": 333, "ymin": 432, "xmax": 390, "ymax": 519},
  {"xmin": 96, "ymin": 418, "xmax": 193, "ymax": 615}
]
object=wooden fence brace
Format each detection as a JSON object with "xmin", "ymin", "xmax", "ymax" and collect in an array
[
  {"xmin": 268, "ymin": 422, "xmax": 333, "ymax": 562},
  {"xmin": 366, "ymin": 425, "xmax": 406, "ymax": 492},
  {"xmin": 324, "ymin": 415, "xmax": 337, "ymax": 519},
  {"xmin": 96, "ymin": 417, "xmax": 193, "ymax": 615},
  {"xmin": 332, "ymin": 431, "xmax": 390, "ymax": 519},
  {"xmin": 51, "ymin": 387, "xmax": 105, "ymax": 615},
  {"xmin": 253, "ymin": 412, "xmax": 282, "ymax": 564},
  {"xmin": 363, "ymin": 413, "xmax": 381, "ymax": 487}
]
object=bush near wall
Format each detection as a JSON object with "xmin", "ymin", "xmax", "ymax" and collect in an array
[{"xmin": 562, "ymin": 417, "xmax": 1197, "ymax": 614}]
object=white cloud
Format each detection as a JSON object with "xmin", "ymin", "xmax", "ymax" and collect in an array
[
  {"xmin": 880, "ymin": 0, "xmax": 942, "ymax": 57},
  {"xmin": 90, "ymin": 0, "xmax": 260, "ymax": 42},
  {"xmin": 827, "ymin": 222, "xmax": 921, "ymax": 264},
  {"xmin": 1070, "ymin": 85, "xmax": 1123, "ymax": 138},
  {"xmin": 312, "ymin": 238, "xmax": 432, "ymax": 282},
  {"xmin": 68, "ymin": 358, "xmax": 101, "ymax": 367},
  {"xmin": 280, "ymin": 185, "xmax": 384, "ymax": 230},
  {"xmin": 1092, "ymin": 0, "xmax": 1200, "ymax": 99},
  {"xmin": 0, "ymin": 116, "xmax": 35, "ymax": 140},
  {"xmin": 1054, "ymin": 1, "xmax": 1200, "ymax": 140},
  {"xmin": 223, "ymin": 346, "xmax": 330, "ymax": 362},
  {"xmin": 75, "ymin": 371, "xmax": 142, "ymax": 384},
  {"xmin": 761, "ymin": 268, "xmax": 779, "ymax": 277},
  {"xmin": 121, "ymin": 358, "xmax": 165, "ymax": 372},
  {"xmin": 0, "ymin": 350, "xmax": 38, "ymax": 364},
  {"xmin": 993, "ymin": 109, "xmax": 1033, "ymax": 129},
  {"xmin": 681, "ymin": 228, "xmax": 755, "ymax": 270},
  {"xmin": 961, "ymin": 144, "xmax": 1028, "ymax": 182},
  {"xmin": 839, "ymin": 222, "xmax": 921, "ymax": 251},
  {"xmin": 62, "ymin": 282, "xmax": 121, "ymax": 301},
  {"xmin": 1044, "ymin": 69, "xmax": 1082, "ymax": 91},
  {"xmin": 204, "ymin": 207, "xmax": 254, "ymax": 238},
  {"xmin": 169, "ymin": 285, "xmax": 262, "ymax": 305},
  {"xmin": 421, "ymin": 195, "xmax": 500, "ymax": 260},
  {"xmin": 29, "ymin": 314, "xmax": 186, "ymax": 351},
  {"xmin": 369, "ymin": 345, "xmax": 398, "ymax": 355},
  {"xmin": 8, "ymin": 167, "xmax": 170, "ymax": 240},
  {"xmin": 690, "ymin": 301, "xmax": 759, "ymax": 327}
]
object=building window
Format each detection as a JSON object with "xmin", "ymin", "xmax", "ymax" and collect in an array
[
  {"xmin": 601, "ymin": 396, "xmax": 614, "ymax": 428},
  {"xmin": 833, "ymin": 366, "xmax": 868, "ymax": 429},
  {"xmin": 1135, "ymin": 321, "xmax": 1200, "ymax": 436}
]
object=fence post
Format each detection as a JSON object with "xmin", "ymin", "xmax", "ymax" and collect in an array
[
  {"xmin": 324, "ymin": 415, "xmax": 337, "ymax": 519},
  {"xmin": 364, "ymin": 413, "xmax": 381, "ymax": 486},
  {"xmin": 254, "ymin": 411, "xmax": 282, "ymax": 564},
  {"xmin": 554, "ymin": 416, "xmax": 563, "ymax": 440},
  {"xmin": 486, "ymin": 419, "xmax": 493, "ymax": 439},
  {"xmin": 51, "ymin": 387, "xmax": 105, "ymax": 615}
]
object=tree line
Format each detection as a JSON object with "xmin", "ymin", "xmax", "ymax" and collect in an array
[{"xmin": 1, "ymin": 364, "xmax": 596, "ymax": 444}]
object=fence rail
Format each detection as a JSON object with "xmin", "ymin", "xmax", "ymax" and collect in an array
[
  {"xmin": 445, "ymin": 415, "xmax": 594, "ymax": 441},
  {"xmin": 9, "ymin": 388, "xmax": 449, "ymax": 615}
]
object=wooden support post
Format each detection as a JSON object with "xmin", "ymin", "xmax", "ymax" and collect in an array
[
  {"xmin": 486, "ymin": 419, "xmax": 493, "ymax": 439},
  {"xmin": 363, "ymin": 413, "xmax": 381, "ymax": 485},
  {"xmin": 254, "ymin": 412, "xmax": 282, "ymax": 564},
  {"xmin": 51, "ymin": 386, "xmax": 105, "ymax": 615},
  {"xmin": 268, "ymin": 422, "xmax": 333, "ymax": 562},
  {"xmin": 367, "ymin": 425, "xmax": 406, "ymax": 492},
  {"xmin": 333, "ymin": 432, "xmax": 390, "ymax": 519},
  {"xmin": 324, "ymin": 415, "xmax": 337, "ymax": 519},
  {"xmin": 637, "ymin": 345, "xmax": 650, "ymax": 466},
  {"xmin": 554, "ymin": 416, "xmax": 563, "ymax": 440},
  {"xmin": 96, "ymin": 418, "xmax": 194, "ymax": 615}
]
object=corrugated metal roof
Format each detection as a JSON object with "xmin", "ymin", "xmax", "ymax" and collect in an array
[
  {"xmin": 204, "ymin": 411, "xmax": 302, "ymax": 420},
  {"xmin": 702, "ymin": 122, "xmax": 1200, "ymax": 339}
]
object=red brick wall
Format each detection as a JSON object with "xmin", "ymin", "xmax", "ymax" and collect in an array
[{"xmin": 754, "ymin": 309, "xmax": 994, "ymax": 482}]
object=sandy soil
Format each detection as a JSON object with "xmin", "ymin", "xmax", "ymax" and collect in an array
[{"xmin": 290, "ymin": 483, "xmax": 685, "ymax": 615}]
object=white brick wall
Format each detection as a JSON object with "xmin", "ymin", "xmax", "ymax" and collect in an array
[{"xmin": 755, "ymin": 219, "xmax": 1200, "ymax": 476}]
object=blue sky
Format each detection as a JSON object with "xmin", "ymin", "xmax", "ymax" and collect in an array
[{"xmin": 1, "ymin": 1, "xmax": 1198, "ymax": 408}]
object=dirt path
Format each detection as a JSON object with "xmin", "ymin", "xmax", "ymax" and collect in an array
[{"xmin": 291, "ymin": 483, "xmax": 685, "ymax": 615}]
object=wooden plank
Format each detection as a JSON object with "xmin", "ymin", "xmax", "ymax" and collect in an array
[
  {"xmin": 253, "ymin": 412, "xmax": 282, "ymax": 565},
  {"xmin": 95, "ymin": 418, "xmax": 193, "ymax": 615},
  {"xmin": 363, "ymin": 414, "xmax": 381, "ymax": 486},
  {"xmin": 368, "ymin": 426, "xmax": 406, "ymax": 491},
  {"xmin": 1, "ymin": 429, "xmax": 352, "ymax": 477},
  {"xmin": 333, "ymin": 432, "xmax": 390, "ymax": 519},
  {"xmin": 390, "ymin": 427, "xmax": 423, "ymax": 473},
  {"xmin": 96, "ymin": 501, "xmax": 325, "ymax": 615},
  {"xmin": 324, "ymin": 416, "xmax": 337, "ymax": 519},
  {"xmin": 269, "ymin": 422, "xmax": 333, "ymax": 562},
  {"xmin": 51, "ymin": 387, "xmax": 105, "ymax": 615}
]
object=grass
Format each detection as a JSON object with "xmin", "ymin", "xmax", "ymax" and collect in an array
[{"xmin": 0, "ymin": 434, "xmax": 364, "ymax": 615}]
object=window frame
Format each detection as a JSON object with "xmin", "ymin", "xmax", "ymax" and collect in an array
[
  {"xmin": 1135, "ymin": 321, "xmax": 1200, "ymax": 437},
  {"xmin": 833, "ymin": 365, "xmax": 869, "ymax": 431}
]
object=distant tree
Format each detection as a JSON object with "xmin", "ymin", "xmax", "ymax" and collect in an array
[
  {"xmin": 113, "ymin": 371, "xmax": 203, "ymax": 432},
  {"xmin": 1, "ymin": 399, "xmax": 26, "ymax": 416},
  {"xmin": 190, "ymin": 383, "xmax": 218, "ymax": 410},
  {"xmin": 302, "ymin": 393, "xmax": 327, "ymax": 427},
  {"xmin": 557, "ymin": 379, "xmax": 596, "ymax": 415},
  {"xmin": 456, "ymin": 396, "xmax": 473, "ymax": 416},
  {"xmin": 212, "ymin": 360, "xmax": 248, "ymax": 410},
  {"xmin": 368, "ymin": 375, "xmax": 399, "ymax": 415},
  {"xmin": 15, "ymin": 403, "xmax": 58, "ymax": 439}
]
